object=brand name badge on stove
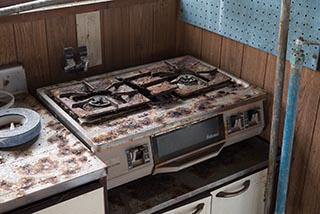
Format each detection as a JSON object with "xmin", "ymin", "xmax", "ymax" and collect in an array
[{"xmin": 206, "ymin": 133, "xmax": 219, "ymax": 140}]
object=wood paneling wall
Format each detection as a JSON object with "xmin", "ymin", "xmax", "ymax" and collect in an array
[
  {"xmin": 176, "ymin": 21, "xmax": 320, "ymax": 214},
  {"xmin": 0, "ymin": 0, "xmax": 177, "ymax": 93}
]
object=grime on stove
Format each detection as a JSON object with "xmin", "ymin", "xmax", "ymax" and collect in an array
[{"xmin": 48, "ymin": 56, "xmax": 234, "ymax": 124}]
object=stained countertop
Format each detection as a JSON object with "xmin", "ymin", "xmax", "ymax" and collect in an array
[{"xmin": 0, "ymin": 94, "xmax": 107, "ymax": 213}]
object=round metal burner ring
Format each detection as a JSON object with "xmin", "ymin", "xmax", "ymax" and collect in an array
[
  {"xmin": 89, "ymin": 95, "xmax": 111, "ymax": 107},
  {"xmin": 179, "ymin": 74, "xmax": 198, "ymax": 85}
]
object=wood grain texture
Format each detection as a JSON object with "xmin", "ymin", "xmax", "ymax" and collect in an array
[
  {"xmin": 200, "ymin": 30, "xmax": 222, "ymax": 67},
  {"xmin": 220, "ymin": 37, "xmax": 243, "ymax": 77},
  {"xmin": 76, "ymin": 11, "xmax": 103, "ymax": 67},
  {"xmin": 103, "ymin": 7, "xmax": 130, "ymax": 71},
  {"xmin": 260, "ymin": 54, "xmax": 277, "ymax": 140},
  {"xmin": 14, "ymin": 20, "xmax": 50, "ymax": 92},
  {"xmin": 176, "ymin": 21, "xmax": 202, "ymax": 58},
  {"xmin": 152, "ymin": 0, "xmax": 177, "ymax": 60},
  {"xmin": 0, "ymin": 0, "xmax": 159, "ymax": 24},
  {"xmin": 300, "ymin": 96, "xmax": 320, "ymax": 214},
  {"xmin": 240, "ymin": 45, "xmax": 268, "ymax": 87},
  {"xmin": 129, "ymin": 3, "xmax": 154, "ymax": 66},
  {"xmin": 0, "ymin": 24, "xmax": 17, "ymax": 65},
  {"xmin": 285, "ymin": 68, "xmax": 320, "ymax": 213}
]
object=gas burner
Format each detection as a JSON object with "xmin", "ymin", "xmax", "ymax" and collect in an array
[
  {"xmin": 89, "ymin": 95, "xmax": 111, "ymax": 107},
  {"xmin": 177, "ymin": 74, "xmax": 199, "ymax": 85}
]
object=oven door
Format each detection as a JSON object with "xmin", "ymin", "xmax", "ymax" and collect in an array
[{"xmin": 152, "ymin": 115, "xmax": 225, "ymax": 174}]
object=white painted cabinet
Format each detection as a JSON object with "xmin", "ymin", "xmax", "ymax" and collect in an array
[
  {"xmin": 163, "ymin": 196, "xmax": 212, "ymax": 214},
  {"xmin": 210, "ymin": 169, "xmax": 267, "ymax": 214},
  {"xmin": 34, "ymin": 187, "xmax": 105, "ymax": 214}
]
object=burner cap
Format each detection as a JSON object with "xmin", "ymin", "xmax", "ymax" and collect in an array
[
  {"xmin": 89, "ymin": 95, "xmax": 111, "ymax": 107},
  {"xmin": 179, "ymin": 74, "xmax": 198, "ymax": 85}
]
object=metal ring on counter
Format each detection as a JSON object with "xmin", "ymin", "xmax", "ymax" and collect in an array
[
  {"xmin": 0, "ymin": 108, "xmax": 41, "ymax": 148},
  {"xmin": 0, "ymin": 90, "xmax": 15, "ymax": 109}
]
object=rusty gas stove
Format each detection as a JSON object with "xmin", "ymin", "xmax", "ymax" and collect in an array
[{"xmin": 37, "ymin": 56, "xmax": 267, "ymax": 189}]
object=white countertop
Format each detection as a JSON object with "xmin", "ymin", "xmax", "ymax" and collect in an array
[{"xmin": 0, "ymin": 94, "xmax": 107, "ymax": 213}]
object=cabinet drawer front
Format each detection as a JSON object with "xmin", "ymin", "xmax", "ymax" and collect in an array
[
  {"xmin": 163, "ymin": 196, "xmax": 212, "ymax": 214},
  {"xmin": 211, "ymin": 169, "xmax": 267, "ymax": 214},
  {"xmin": 34, "ymin": 187, "xmax": 105, "ymax": 214}
]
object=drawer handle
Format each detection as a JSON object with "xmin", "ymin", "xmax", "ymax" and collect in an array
[
  {"xmin": 216, "ymin": 180, "xmax": 250, "ymax": 198},
  {"xmin": 191, "ymin": 203, "xmax": 205, "ymax": 214}
]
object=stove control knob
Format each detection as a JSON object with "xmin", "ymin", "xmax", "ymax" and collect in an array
[
  {"xmin": 227, "ymin": 113, "xmax": 244, "ymax": 134},
  {"xmin": 126, "ymin": 144, "xmax": 150, "ymax": 169},
  {"xmin": 246, "ymin": 108, "xmax": 261, "ymax": 126}
]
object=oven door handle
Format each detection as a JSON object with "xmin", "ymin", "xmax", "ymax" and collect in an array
[
  {"xmin": 153, "ymin": 141, "xmax": 225, "ymax": 175},
  {"xmin": 191, "ymin": 203, "xmax": 205, "ymax": 214},
  {"xmin": 216, "ymin": 180, "xmax": 250, "ymax": 198}
]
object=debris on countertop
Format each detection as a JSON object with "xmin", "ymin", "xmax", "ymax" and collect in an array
[{"xmin": 0, "ymin": 94, "xmax": 106, "ymax": 213}]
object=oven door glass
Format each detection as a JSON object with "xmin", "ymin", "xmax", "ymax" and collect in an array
[{"xmin": 151, "ymin": 115, "xmax": 225, "ymax": 165}]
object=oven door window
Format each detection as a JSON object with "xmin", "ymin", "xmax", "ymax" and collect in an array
[{"xmin": 152, "ymin": 115, "xmax": 225, "ymax": 164}]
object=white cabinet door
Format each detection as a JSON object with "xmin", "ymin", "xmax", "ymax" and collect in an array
[
  {"xmin": 211, "ymin": 169, "xmax": 267, "ymax": 214},
  {"xmin": 163, "ymin": 196, "xmax": 212, "ymax": 214},
  {"xmin": 35, "ymin": 187, "xmax": 105, "ymax": 214}
]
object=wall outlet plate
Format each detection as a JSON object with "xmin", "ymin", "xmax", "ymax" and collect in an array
[{"xmin": 0, "ymin": 66, "xmax": 28, "ymax": 95}]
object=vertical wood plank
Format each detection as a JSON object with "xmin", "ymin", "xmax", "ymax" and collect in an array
[
  {"xmin": 14, "ymin": 20, "xmax": 50, "ymax": 92},
  {"xmin": 129, "ymin": 3, "xmax": 155, "ymax": 66},
  {"xmin": 175, "ymin": 20, "xmax": 184, "ymax": 56},
  {"xmin": 259, "ymin": 54, "xmax": 277, "ymax": 140},
  {"xmin": 176, "ymin": 22, "xmax": 202, "ymax": 58},
  {"xmin": 300, "ymin": 97, "xmax": 320, "ymax": 213},
  {"xmin": 153, "ymin": 0, "xmax": 177, "ymax": 60},
  {"xmin": 285, "ymin": 68, "xmax": 320, "ymax": 213},
  {"xmin": 76, "ymin": 11, "xmax": 103, "ymax": 67},
  {"xmin": 220, "ymin": 37, "xmax": 243, "ymax": 77},
  {"xmin": 45, "ymin": 15, "xmax": 79, "ymax": 83},
  {"xmin": 0, "ymin": 24, "xmax": 17, "ymax": 65},
  {"xmin": 240, "ymin": 46, "xmax": 268, "ymax": 87},
  {"xmin": 103, "ymin": 7, "xmax": 130, "ymax": 71},
  {"xmin": 200, "ymin": 30, "xmax": 222, "ymax": 67}
]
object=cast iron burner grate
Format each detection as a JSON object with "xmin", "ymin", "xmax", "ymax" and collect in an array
[{"xmin": 49, "ymin": 79, "xmax": 150, "ymax": 124}]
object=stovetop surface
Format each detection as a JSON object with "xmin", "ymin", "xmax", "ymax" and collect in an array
[
  {"xmin": 48, "ymin": 56, "xmax": 232, "ymax": 124},
  {"xmin": 37, "ymin": 56, "xmax": 266, "ymax": 151}
]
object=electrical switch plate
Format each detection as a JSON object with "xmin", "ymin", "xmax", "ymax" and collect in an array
[
  {"xmin": 0, "ymin": 66, "xmax": 28, "ymax": 94},
  {"xmin": 76, "ymin": 11, "xmax": 102, "ymax": 68}
]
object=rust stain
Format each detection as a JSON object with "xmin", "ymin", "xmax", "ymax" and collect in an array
[
  {"xmin": 154, "ymin": 116, "xmax": 166, "ymax": 124},
  {"xmin": 138, "ymin": 117, "xmax": 152, "ymax": 126},
  {"xmin": 46, "ymin": 120, "xmax": 65, "ymax": 131},
  {"xmin": 19, "ymin": 158, "xmax": 59, "ymax": 175},
  {"xmin": 121, "ymin": 119, "xmax": 142, "ymax": 130},
  {"xmin": 0, "ymin": 180, "xmax": 14, "ymax": 191},
  {"xmin": 166, "ymin": 107, "xmax": 192, "ymax": 118},
  {"xmin": 62, "ymin": 158, "xmax": 81, "ymax": 176},
  {"xmin": 192, "ymin": 100, "xmax": 217, "ymax": 111},
  {"xmin": 93, "ymin": 130, "xmax": 119, "ymax": 144},
  {"xmin": 78, "ymin": 156, "xmax": 88, "ymax": 162},
  {"xmin": 18, "ymin": 177, "xmax": 35, "ymax": 190},
  {"xmin": 47, "ymin": 134, "xmax": 68, "ymax": 144},
  {"xmin": 39, "ymin": 176, "xmax": 59, "ymax": 185},
  {"xmin": 47, "ymin": 134, "xmax": 83, "ymax": 157},
  {"xmin": 13, "ymin": 150, "xmax": 33, "ymax": 159},
  {"xmin": 137, "ymin": 112, "xmax": 149, "ymax": 118},
  {"xmin": 71, "ymin": 147, "xmax": 87, "ymax": 155}
]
